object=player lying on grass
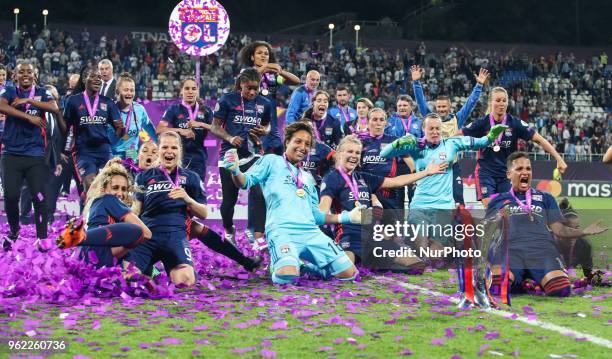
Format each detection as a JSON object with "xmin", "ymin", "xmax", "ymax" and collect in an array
[
  {"xmin": 223, "ymin": 122, "xmax": 365, "ymax": 284},
  {"xmin": 57, "ymin": 159, "xmax": 152, "ymax": 269},
  {"xmin": 486, "ymin": 152, "xmax": 607, "ymax": 297},
  {"xmin": 128, "ymin": 141, "xmax": 262, "ymax": 273},
  {"xmin": 319, "ymin": 134, "xmax": 447, "ymax": 266}
]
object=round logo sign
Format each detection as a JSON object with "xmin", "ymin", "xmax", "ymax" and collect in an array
[{"xmin": 168, "ymin": 0, "xmax": 230, "ymax": 56}]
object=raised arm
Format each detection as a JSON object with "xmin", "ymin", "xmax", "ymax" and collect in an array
[
  {"xmin": 456, "ymin": 68, "xmax": 489, "ymax": 127},
  {"xmin": 380, "ymin": 134, "xmax": 418, "ymax": 158},
  {"xmin": 410, "ymin": 65, "xmax": 430, "ymax": 117}
]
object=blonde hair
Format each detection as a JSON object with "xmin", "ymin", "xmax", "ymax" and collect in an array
[
  {"xmin": 83, "ymin": 158, "xmax": 135, "ymax": 222},
  {"xmin": 158, "ymin": 131, "xmax": 184, "ymax": 167},
  {"xmin": 336, "ymin": 135, "xmax": 363, "ymax": 153},
  {"xmin": 367, "ymin": 107, "xmax": 387, "ymax": 122},
  {"xmin": 487, "ymin": 87, "xmax": 508, "ymax": 114},
  {"xmin": 116, "ymin": 72, "xmax": 135, "ymax": 95}
]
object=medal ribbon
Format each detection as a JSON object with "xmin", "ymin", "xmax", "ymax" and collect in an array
[
  {"xmin": 312, "ymin": 119, "xmax": 324, "ymax": 141},
  {"xmin": 18, "ymin": 86, "xmax": 36, "ymax": 112},
  {"xmin": 283, "ymin": 154, "xmax": 303, "ymax": 190},
  {"xmin": 400, "ymin": 115, "xmax": 413, "ymax": 135},
  {"xmin": 350, "ymin": 117, "xmax": 368, "ymax": 134},
  {"xmin": 337, "ymin": 167, "xmax": 360, "ymax": 204},
  {"xmin": 241, "ymin": 97, "xmax": 262, "ymax": 154},
  {"xmin": 20, "ymin": 86, "xmax": 46, "ymax": 148},
  {"xmin": 339, "ymin": 106, "xmax": 350, "ymax": 127},
  {"xmin": 83, "ymin": 91, "xmax": 100, "ymax": 119},
  {"xmin": 489, "ymin": 113, "xmax": 508, "ymax": 146},
  {"xmin": 160, "ymin": 166, "xmax": 180, "ymax": 188},
  {"xmin": 510, "ymin": 188, "xmax": 532, "ymax": 217},
  {"xmin": 123, "ymin": 105, "xmax": 139, "ymax": 138},
  {"xmin": 181, "ymin": 100, "xmax": 199, "ymax": 122}
]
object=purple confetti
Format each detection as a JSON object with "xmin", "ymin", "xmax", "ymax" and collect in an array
[
  {"xmin": 351, "ymin": 326, "xmax": 365, "ymax": 336},
  {"xmin": 269, "ymin": 320, "xmax": 288, "ymax": 330},
  {"xmin": 260, "ymin": 349, "xmax": 277, "ymax": 358},
  {"xmin": 431, "ymin": 338, "xmax": 445, "ymax": 346}
]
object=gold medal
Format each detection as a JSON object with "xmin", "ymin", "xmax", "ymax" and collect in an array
[
  {"xmin": 261, "ymin": 89, "xmax": 269, "ymax": 96},
  {"xmin": 122, "ymin": 134, "xmax": 130, "ymax": 141},
  {"xmin": 354, "ymin": 201, "xmax": 361, "ymax": 208},
  {"xmin": 493, "ymin": 145, "xmax": 501, "ymax": 152},
  {"xmin": 296, "ymin": 188, "xmax": 305, "ymax": 197},
  {"xmin": 528, "ymin": 213, "xmax": 534, "ymax": 222}
]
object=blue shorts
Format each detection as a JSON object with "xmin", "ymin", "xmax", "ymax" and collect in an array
[
  {"xmin": 80, "ymin": 246, "xmax": 116, "ymax": 268},
  {"xmin": 508, "ymin": 245, "xmax": 566, "ymax": 286},
  {"xmin": 268, "ymin": 229, "xmax": 353, "ymax": 276},
  {"xmin": 124, "ymin": 230, "xmax": 193, "ymax": 273},
  {"xmin": 476, "ymin": 171, "xmax": 511, "ymax": 200},
  {"xmin": 76, "ymin": 152, "xmax": 111, "ymax": 179}
]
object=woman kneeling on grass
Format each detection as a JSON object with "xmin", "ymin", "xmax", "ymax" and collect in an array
[
  {"xmin": 223, "ymin": 122, "xmax": 365, "ymax": 284},
  {"xmin": 57, "ymin": 159, "xmax": 152, "ymax": 268}
]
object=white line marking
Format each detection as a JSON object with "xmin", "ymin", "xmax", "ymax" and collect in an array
[{"xmin": 379, "ymin": 277, "xmax": 612, "ymax": 349}]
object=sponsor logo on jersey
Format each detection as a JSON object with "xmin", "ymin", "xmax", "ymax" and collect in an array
[
  {"xmin": 362, "ymin": 154, "xmax": 385, "ymax": 163},
  {"xmin": 439, "ymin": 152, "xmax": 447, "ymax": 161},
  {"xmin": 233, "ymin": 115, "xmax": 260, "ymax": 125},
  {"xmin": 79, "ymin": 115, "xmax": 107, "ymax": 125},
  {"xmin": 348, "ymin": 190, "xmax": 370, "ymax": 201},
  {"xmin": 100, "ymin": 103, "xmax": 107, "ymax": 111},
  {"xmin": 301, "ymin": 160, "xmax": 316, "ymax": 170},
  {"xmin": 508, "ymin": 204, "xmax": 543, "ymax": 215}
]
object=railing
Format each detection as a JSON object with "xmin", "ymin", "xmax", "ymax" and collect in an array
[{"xmin": 458, "ymin": 151, "xmax": 605, "ymax": 162}]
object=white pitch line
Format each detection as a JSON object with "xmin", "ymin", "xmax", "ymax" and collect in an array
[{"xmin": 379, "ymin": 277, "xmax": 612, "ymax": 349}]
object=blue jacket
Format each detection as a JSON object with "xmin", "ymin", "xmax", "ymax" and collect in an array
[{"xmin": 286, "ymin": 85, "xmax": 312, "ymax": 124}]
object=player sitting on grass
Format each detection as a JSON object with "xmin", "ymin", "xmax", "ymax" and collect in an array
[
  {"xmin": 486, "ymin": 152, "xmax": 607, "ymax": 297},
  {"xmin": 556, "ymin": 197, "xmax": 607, "ymax": 286},
  {"xmin": 57, "ymin": 159, "xmax": 152, "ymax": 268},
  {"xmin": 223, "ymin": 122, "xmax": 366, "ymax": 284}
]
